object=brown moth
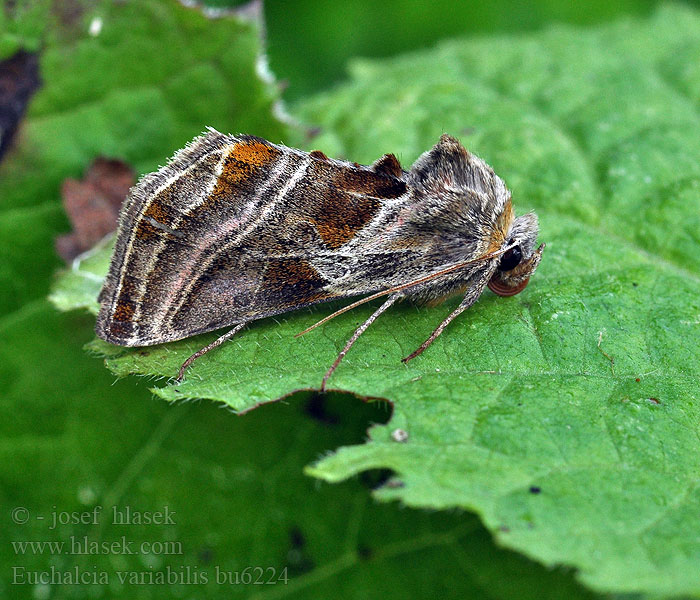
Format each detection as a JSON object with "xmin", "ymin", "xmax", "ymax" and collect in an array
[{"xmin": 96, "ymin": 129, "xmax": 544, "ymax": 390}]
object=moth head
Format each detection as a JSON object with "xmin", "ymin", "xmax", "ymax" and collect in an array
[{"xmin": 488, "ymin": 212, "xmax": 545, "ymax": 297}]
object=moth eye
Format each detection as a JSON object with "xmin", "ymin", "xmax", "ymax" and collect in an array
[{"xmin": 498, "ymin": 245, "xmax": 522, "ymax": 271}]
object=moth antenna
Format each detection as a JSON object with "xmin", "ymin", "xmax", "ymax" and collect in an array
[
  {"xmin": 321, "ymin": 293, "xmax": 401, "ymax": 391},
  {"xmin": 295, "ymin": 289, "xmax": 399, "ymax": 337},
  {"xmin": 295, "ymin": 245, "xmax": 515, "ymax": 338}
]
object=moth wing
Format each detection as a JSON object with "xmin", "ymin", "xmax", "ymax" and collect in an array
[{"xmin": 97, "ymin": 130, "xmax": 409, "ymax": 346}]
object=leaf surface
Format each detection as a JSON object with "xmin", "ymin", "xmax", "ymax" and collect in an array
[
  {"xmin": 3, "ymin": 304, "xmax": 598, "ymax": 599},
  {"xmin": 50, "ymin": 5, "xmax": 700, "ymax": 596},
  {"xmin": 3, "ymin": 2, "xmax": 601, "ymax": 598}
]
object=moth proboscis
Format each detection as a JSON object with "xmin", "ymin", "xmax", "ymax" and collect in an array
[{"xmin": 96, "ymin": 129, "xmax": 544, "ymax": 390}]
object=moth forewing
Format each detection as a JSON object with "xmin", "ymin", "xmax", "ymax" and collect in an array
[{"xmin": 96, "ymin": 131, "xmax": 544, "ymax": 387}]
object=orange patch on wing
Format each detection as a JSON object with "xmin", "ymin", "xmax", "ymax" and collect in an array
[
  {"xmin": 209, "ymin": 139, "xmax": 282, "ymax": 201},
  {"xmin": 143, "ymin": 197, "xmax": 171, "ymax": 223},
  {"xmin": 309, "ymin": 150, "xmax": 329, "ymax": 161},
  {"xmin": 230, "ymin": 139, "xmax": 281, "ymax": 167},
  {"xmin": 486, "ymin": 198, "xmax": 514, "ymax": 254},
  {"xmin": 334, "ymin": 169, "xmax": 406, "ymax": 199},
  {"xmin": 302, "ymin": 163, "xmax": 403, "ymax": 249},
  {"xmin": 372, "ymin": 153, "xmax": 403, "ymax": 178},
  {"xmin": 112, "ymin": 297, "xmax": 135, "ymax": 322},
  {"xmin": 134, "ymin": 219, "xmax": 160, "ymax": 241},
  {"xmin": 312, "ymin": 190, "xmax": 381, "ymax": 249},
  {"xmin": 263, "ymin": 258, "xmax": 331, "ymax": 305}
]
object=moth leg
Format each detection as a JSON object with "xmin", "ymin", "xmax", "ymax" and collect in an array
[
  {"xmin": 176, "ymin": 322, "xmax": 247, "ymax": 382},
  {"xmin": 402, "ymin": 271, "xmax": 491, "ymax": 363},
  {"xmin": 321, "ymin": 293, "xmax": 402, "ymax": 392}
]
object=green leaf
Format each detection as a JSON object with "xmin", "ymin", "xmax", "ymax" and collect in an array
[
  {"xmin": 2, "ymin": 304, "xmax": 597, "ymax": 599},
  {"xmin": 3, "ymin": 2, "xmax": 601, "ymax": 599},
  {"xmin": 50, "ymin": 4, "xmax": 700, "ymax": 597},
  {"xmin": 0, "ymin": 0, "xmax": 50, "ymax": 57}
]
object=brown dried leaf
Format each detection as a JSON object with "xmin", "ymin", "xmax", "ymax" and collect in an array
[{"xmin": 55, "ymin": 157, "xmax": 134, "ymax": 261}]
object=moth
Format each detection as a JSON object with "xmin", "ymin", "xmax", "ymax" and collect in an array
[{"xmin": 96, "ymin": 130, "xmax": 544, "ymax": 390}]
